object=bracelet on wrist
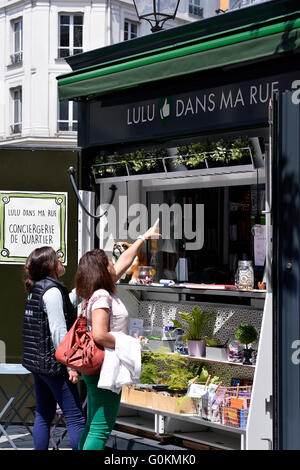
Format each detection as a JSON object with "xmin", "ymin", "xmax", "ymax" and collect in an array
[{"xmin": 137, "ymin": 234, "xmax": 146, "ymax": 242}]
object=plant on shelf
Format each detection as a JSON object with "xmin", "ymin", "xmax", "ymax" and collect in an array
[
  {"xmin": 229, "ymin": 136, "xmax": 254, "ymax": 163},
  {"xmin": 173, "ymin": 141, "xmax": 210, "ymax": 168},
  {"xmin": 140, "ymin": 353, "xmax": 159, "ymax": 385},
  {"xmin": 129, "ymin": 147, "xmax": 166, "ymax": 174},
  {"xmin": 91, "ymin": 152, "xmax": 130, "ymax": 177},
  {"xmin": 210, "ymin": 139, "xmax": 228, "ymax": 164},
  {"xmin": 91, "ymin": 155, "xmax": 115, "ymax": 177},
  {"xmin": 203, "ymin": 336, "xmax": 219, "ymax": 346},
  {"xmin": 92, "ymin": 136, "xmax": 255, "ymax": 178},
  {"xmin": 172, "ymin": 306, "xmax": 215, "ymax": 357},
  {"xmin": 140, "ymin": 351, "xmax": 199, "ymax": 394},
  {"xmin": 185, "ymin": 141, "xmax": 211, "ymax": 168},
  {"xmin": 158, "ymin": 353, "xmax": 199, "ymax": 393},
  {"xmin": 235, "ymin": 323, "xmax": 258, "ymax": 365},
  {"xmin": 172, "ymin": 145, "xmax": 190, "ymax": 168},
  {"xmin": 192, "ymin": 365, "xmax": 222, "ymax": 385}
]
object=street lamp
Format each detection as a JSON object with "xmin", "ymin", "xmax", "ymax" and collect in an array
[{"xmin": 133, "ymin": 0, "xmax": 181, "ymax": 32}]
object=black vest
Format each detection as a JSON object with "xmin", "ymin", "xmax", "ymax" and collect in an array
[{"xmin": 22, "ymin": 277, "xmax": 76, "ymax": 376}]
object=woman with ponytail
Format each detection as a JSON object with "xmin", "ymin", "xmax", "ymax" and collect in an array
[
  {"xmin": 75, "ymin": 219, "xmax": 161, "ymax": 450},
  {"xmin": 22, "ymin": 246, "xmax": 85, "ymax": 450}
]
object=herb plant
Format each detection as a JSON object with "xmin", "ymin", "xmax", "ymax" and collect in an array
[{"xmin": 172, "ymin": 305, "xmax": 215, "ymax": 342}]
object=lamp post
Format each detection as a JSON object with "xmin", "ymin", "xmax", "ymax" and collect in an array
[{"xmin": 132, "ymin": 0, "xmax": 181, "ymax": 32}]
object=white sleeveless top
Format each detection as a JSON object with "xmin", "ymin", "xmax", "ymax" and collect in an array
[{"xmin": 85, "ymin": 288, "xmax": 128, "ymax": 334}]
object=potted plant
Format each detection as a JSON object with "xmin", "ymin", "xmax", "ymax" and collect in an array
[
  {"xmin": 128, "ymin": 147, "xmax": 165, "ymax": 175},
  {"xmin": 166, "ymin": 145, "xmax": 188, "ymax": 171},
  {"xmin": 228, "ymin": 136, "xmax": 254, "ymax": 166},
  {"xmin": 172, "ymin": 306, "xmax": 215, "ymax": 357},
  {"xmin": 171, "ymin": 142, "xmax": 210, "ymax": 170},
  {"xmin": 91, "ymin": 155, "xmax": 115, "ymax": 178},
  {"xmin": 160, "ymin": 354, "xmax": 199, "ymax": 394},
  {"xmin": 185, "ymin": 141, "xmax": 210, "ymax": 169},
  {"xmin": 204, "ymin": 336, "xmax": 227, "ymax": 361},
  {"xmin": 207, "ymin": 139, "xmax": 228, "ymax": 167},
  {"xmin": 91, "ymin": 153, "xmax": 128, "ymax": 178},
  {"xmin": 235, "ymin": 323, "xmax": 258, "ymax": 365}
]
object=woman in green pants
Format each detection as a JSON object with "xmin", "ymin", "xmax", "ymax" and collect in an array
[{"xmin": 75, "ymin": 220, "xmax": 161, "ymax": 450}]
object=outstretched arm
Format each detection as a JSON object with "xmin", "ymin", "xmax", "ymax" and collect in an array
[{"xmin": 113, "ymin": 218, "xmax": 161, "ymax": 282}]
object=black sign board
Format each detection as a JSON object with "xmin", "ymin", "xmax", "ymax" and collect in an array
[{"xmin": 80, "ymin": 71, "xmax": 300, "ymax": 148}]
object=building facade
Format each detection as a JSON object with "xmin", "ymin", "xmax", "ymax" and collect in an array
[
  {"xmin": 228, "ymin": 0, "xmax": 270, "ymax": 10},
  {"xmin": 0, "ymin": 0, "xmax": 220, "ymax": 149}
]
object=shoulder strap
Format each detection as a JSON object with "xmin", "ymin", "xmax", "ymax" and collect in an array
[{"xmin": 80, "ymin": 300, "xmax": 89, "ymax": 317}]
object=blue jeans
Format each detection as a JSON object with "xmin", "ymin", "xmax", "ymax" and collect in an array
[{"xmin": 33, "ymin": 373, "xmax": 85, "ymax": 450}]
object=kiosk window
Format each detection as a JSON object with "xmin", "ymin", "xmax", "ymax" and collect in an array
[{"xmin": 147, "ymin": 184, "xmax": 264, "ymax": 284}]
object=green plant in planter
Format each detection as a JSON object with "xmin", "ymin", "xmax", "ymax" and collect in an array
[
  {"xmin": 174, "ymin": 142, "xmax": 210, "ymax": 168},
  {"xmin": 211, "ymin": 139, "xmax": 228, "ymax": 163},
  {"xmin": 172, "ymin": 145, "xmax": 190, "ymax": 168},
  {"xmin": 185, "ymin": 141, "xmax": 211, "ymax": 168},
  {"xmin": 140, "ymin": 362, "xmax": 158, "ymax": 385},
  {"xmin": 229, "ymin": 136, "xmax": 254, "ymax": 162},
  {"xmin": 235, "ymin": 323, "xmax": 258, "ymax": 348},
  {"xmin": 92, "ymin": 155, "xmax": 116, "ymax": 177},
  {"xmin": 235, "ymin": 323, "xmax": 258, "ymax": 365},
  {"xmin": 158, "ymin": 353, "xmax": 199, "ymax": 391},
  {"xmin": 140, "ymin": 351, "xmax": 160, "ymax": 385},
  {"xmin": 193, "ymin": 366, "xmax": 222, "ymax": 385},
  {"xmin": 129, "ymin": 147, "xmax": 164, "ymax": 173},
  {"xmin": 203, "ymin": 336, "xmax": 219, "ymax": 346},
  {"xmin": 172, "ymin": 306, "xmax": 215, "ymax": 342}
]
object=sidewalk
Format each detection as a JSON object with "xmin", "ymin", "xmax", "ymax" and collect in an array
[
  {"xmin": 0, "ymin": 426, "xmax": 188, "ymax": 451},
  {"xmin": 0, "ymin": 425, "xmax": 71, "ymax": 450}
]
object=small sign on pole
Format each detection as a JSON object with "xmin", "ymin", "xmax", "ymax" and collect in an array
[{"xmin": 0, "ymin": 191, "xmax": 67, "ymax": 264}]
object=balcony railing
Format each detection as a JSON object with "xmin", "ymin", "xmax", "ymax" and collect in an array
[
  {"xmin": 10, "ymin": 123, "xmax": 22, "ymax": 134},
  {"xmin": 10, "ymin": 51, "xmax": 23, "ymax": 65}
]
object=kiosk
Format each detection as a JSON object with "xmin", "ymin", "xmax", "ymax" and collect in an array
[{"xmin": 58, "ymin": 0, "xmax": 300, "ymax": 450}]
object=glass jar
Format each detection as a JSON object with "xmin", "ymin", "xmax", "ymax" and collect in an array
[
  {"xmin": 227, "ymin": 338, "xmax": 242, "ymax": 363},
  {"xmin": 235, "ymin": 260, "xmax": 254, "ymax": 290},
  {"xmin": 136, "ymin": 266, "xmax": 154, "ymax": 285}
]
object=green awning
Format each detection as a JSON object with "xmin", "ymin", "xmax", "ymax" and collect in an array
[{"xmin": 58, "ymin": 17, "xmax": 300, "ymax": 101}]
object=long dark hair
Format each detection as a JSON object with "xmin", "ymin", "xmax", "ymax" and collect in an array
[
  {"xmin": 24, "ymin": 246, "xmax": 59, "ymax": 292},
  {"xmin": 75, "ymin": 248, "xmax": 115, "ymax": 299}
]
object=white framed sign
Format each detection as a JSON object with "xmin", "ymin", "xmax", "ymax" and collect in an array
[{"xmin": 0, "ymin": 191, "xmax": 67, "ymax": 264}]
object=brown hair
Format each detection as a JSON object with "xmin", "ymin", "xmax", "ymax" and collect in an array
[
  {"xmin": 75, "ymin": 248, "xmax": 115, "ymax": 299},
  {"xmin": 24, "ymin": 246, "xmax": 59, "ymax": 292}
]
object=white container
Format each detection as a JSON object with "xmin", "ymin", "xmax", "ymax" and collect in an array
[
  {"xmin": 206, "ymin": 346, "xmax": 227, "ymax": 361},
  {"xmin": 146, "ymin": 339, "xmax": 175, "ymax": 352}
]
